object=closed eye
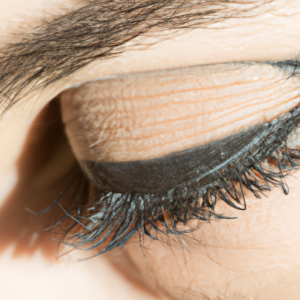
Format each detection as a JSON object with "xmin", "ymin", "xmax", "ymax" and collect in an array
[{"xmin": 39, "ymin": 60, "xmax": 300, "ymax": 255}]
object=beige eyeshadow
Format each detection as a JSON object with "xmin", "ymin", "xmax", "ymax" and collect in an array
[{"xmin": 60, "ymin": 63, "xmax": 300, "ymax": 162}]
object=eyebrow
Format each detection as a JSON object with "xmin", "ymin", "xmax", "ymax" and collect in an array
[{"xmin": 0, "ymin": 0, "xmax": 267, "ymax": 114}]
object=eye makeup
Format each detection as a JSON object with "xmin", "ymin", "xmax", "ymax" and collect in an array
[
  {"xmin": 56, "ymin": 106, "xmax": 300, "ymax": 254},
  {"xmin": 81, "ymin": 122, "xmax": 272, "ymax": 194},
  {"xmin": 56, "ymin": 61, "xmax": 300, "ymax": 254},
  {"xmin": 61, "ymin": 62, "xmax": 300, "ymax": 162}
]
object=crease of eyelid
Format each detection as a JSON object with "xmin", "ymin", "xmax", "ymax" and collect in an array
[
  {"xmin": 87, "ymin": 101, "xmax": 300, "ymax": 160},
  {"xmin": 85, "ymin": 76, "xmax": 278, "ymax": 113},
  {"xmin": 62, "ymin": 65, "xmax": 300, "ymax": 161},
  {"xmin": 83, "ymin": 79, "xmax": 292, "ymax": 132},
  {"xmin": 86, "ymin": 79, "xmax": 280, "ymax": 126},
  {"xmin": 81, "ymin": 73, "xmax": 289, "ymax": 115},
  {"xmin": 63, "ymin": 63, "xmax": 282, "ymax": 109},
  {"xmin": 61, "ymin": 63, "xmax": 291, "ymax": 117},
  {"xmin": 85, "ymin": 61, "xmax": 296, "ymax": 103},
  {"xmin": 89, "ymin": 76, "xmax": 272, "ymax": 102},
  {"xmin": 86, "ymin": 95, "xmax": 300, "ymax": 149},
  {"xmin": 71, "ymin": 98, "xmax": 300, "ymax": 161},
  {"xmin": 66, "ymin": 75, "xmax": 288, "ymax": 135}
]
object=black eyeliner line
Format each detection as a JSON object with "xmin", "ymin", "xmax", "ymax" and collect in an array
[{"xmin": 80, "ymin": 107, "xmax": 300, "ymax": 194}]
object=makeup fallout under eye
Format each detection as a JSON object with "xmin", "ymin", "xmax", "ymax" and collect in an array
[{"xmin": 53, "ymin": 106, "xmax": 300, "ymax": 255}]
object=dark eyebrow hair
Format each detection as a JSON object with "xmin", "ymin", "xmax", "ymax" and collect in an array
[{"xmin": 0, "ymin": 0, "xmax": 267, "ymax": 113}]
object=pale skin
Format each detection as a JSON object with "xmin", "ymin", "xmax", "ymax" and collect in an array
[{"xmin": 1, "ymin": 1, "xmax": 300, "ymax": 299}]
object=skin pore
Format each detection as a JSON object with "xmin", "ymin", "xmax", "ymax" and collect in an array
[{"xmin": 2, "ymin": 0, "xmax": 300, "ymax": 299}]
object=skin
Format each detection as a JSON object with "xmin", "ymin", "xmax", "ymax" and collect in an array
[
  {"xmin": 61, "ymin": 64, "xmax": 300, "ymax": 161},
  {"xmin": 1, "ymin": 0, "xmax": 300, "ymax": 299}
]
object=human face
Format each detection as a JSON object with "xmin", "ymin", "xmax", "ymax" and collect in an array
[{"xmin": 1, "ymin": 1, "xmax": 300, "ymax": 300}]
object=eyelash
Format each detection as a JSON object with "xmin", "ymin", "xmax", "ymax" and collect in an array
[{"xmin": 48, "ymin": 106, "xmax": 300, "ymax": 256}]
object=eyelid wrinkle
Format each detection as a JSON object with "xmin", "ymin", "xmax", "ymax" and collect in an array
[
  {"xmin": 61, "ymin": 61, "xmax": 300, "ymax": 162},
  {"xmin": 80, "ymin": 107, "xmax": 300, "ymax": 194}
]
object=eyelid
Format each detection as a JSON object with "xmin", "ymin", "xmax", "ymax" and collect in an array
[
  {"xmin": 53, "ymin": 61, "xmax": 300, "ymax": 254},
  {"xmin": 61, "ymin": 61, "xmax": 300, "ymax": 163},
  {"xmin": 79, "ymin": 107, "xmax": 300, "ymax": 194},
  {"xmin": 62, "ymin": 60, "xmax": 300, "ymax": 91},
  {"xmin": 54, "ymin": 106, "xmax": 300, "ymax": 254}
]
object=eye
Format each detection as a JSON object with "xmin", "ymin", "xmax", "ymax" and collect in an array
[{"xmin": 52, "ymin": 62, "xmax": 300, "ymax": 255}]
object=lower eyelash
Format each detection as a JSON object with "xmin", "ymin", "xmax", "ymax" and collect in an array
[{"xmin": 48, "ymin": 108, "xmax": 300, "ymax": 256}]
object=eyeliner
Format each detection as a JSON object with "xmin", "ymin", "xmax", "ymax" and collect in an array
[{"xmin": 80, "ymin": 107, "xmax": 300, "ymax": 194}]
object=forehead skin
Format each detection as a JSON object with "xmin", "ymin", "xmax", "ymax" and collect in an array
[{"xmin": 1, "ymin": 1, "xmax": 300, "ymax": 300}]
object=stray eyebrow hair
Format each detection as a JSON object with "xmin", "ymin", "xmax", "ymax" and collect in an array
[{"xmin": 0, "ymin": 0, "xmax": 269, "ymax": 114}]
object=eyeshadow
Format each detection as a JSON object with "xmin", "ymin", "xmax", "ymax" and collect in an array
[
  {"xmin": 55, "ymin": 62, "xmax": 300, "ymax": 255},
  {"xmin": 79, "ymin": 107, "xmax": 300, "ymax": 194},
  {"xmin": 62, "ymin": 60, "xmax": 300, "ymax": 164}
]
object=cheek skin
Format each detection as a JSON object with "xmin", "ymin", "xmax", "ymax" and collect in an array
[{"xmin": 123, "ymin": 173, "xmax": 300, "ymax": 300}]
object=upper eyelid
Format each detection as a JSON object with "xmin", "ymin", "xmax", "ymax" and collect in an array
[
  {"xmin": 65, "ymin": 61, "xmax": 300, "ymax": 135},
  {"xmin": 90, "ymin": 77, "xmax": 276, "ymax": 105},
  {"xmin": 57, "ymin": 106, "xmax": 300, "ymax": 254},
  {"xmin": 88, "ymin": 81, "xmax": 288, "ymax": 131},
  {"xmin": 54, "ymin": 61, "xmax": 300, "ymax": 254},
  {"xmin": 62, "ymin": 61, "xmax": 300, "ymax": 164},
  {"xmin": 64, "ymin": 60, "xmax": 300, "ymax": 91},
  {"xmin": 81, "ymin": 95, "xmax": 300, "ymax": 155},
  {"xmin": 88, "ymin": 97, "xmax": 300, "ymax": 149}
]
